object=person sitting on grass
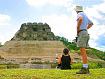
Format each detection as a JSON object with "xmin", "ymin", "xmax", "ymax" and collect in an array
[{"xmin": 57, "ymin": 48, "xmax": 72, "ymax": 70}]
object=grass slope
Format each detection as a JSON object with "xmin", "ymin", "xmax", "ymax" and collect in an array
[{"xmin": 0, "ymin": 68, "xmax": 105, "ymax": 79}]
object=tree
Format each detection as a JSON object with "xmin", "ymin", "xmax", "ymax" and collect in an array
[
  {"xmin": 56, "ymin": 36, "xmax": 79, "ymax": 50},
  {"xmin": 0, "ymin": 42, "xmax": 2, "ymax": 47}
]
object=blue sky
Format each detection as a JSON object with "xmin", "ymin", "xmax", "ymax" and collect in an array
[{"xmin": 0, "ymin": 0, "xmax": 105, "ymax": 51}]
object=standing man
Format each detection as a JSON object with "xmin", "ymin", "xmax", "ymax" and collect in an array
[{"xmin": 75, "ymin": 6, "xmax": 93, "ymax": 74}]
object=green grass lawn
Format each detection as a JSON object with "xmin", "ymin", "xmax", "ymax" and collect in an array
[{"xmin": 0, "ymin": 68, "xmax": 105, "ymax": 79}]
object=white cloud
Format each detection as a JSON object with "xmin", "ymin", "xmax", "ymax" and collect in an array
[
  {"xmin": 26, "ymin": 0, "xmax": 47, "ymax": 7},
  {"xmin": 94, "ymin": 1, "xmax": 105, "ymax": 13},
  {"xmin": 26, "ymin": 0, "xmax": 71, "ymax": 7},
  {"xmin": 0, "ymin": 14, "xmax": 13, "ymax": 44},
  {"xmin": 84, "ymin": 1, "xmax": 105, "ymax": 50},
  {"xmin": 85, "ymin": 2, "xmax": 105, "ymax": 20},
  {"xmin": 89, "ymin": 24, "xmax": 105, "ymax": 49},
  {"xmin": 0, "ymin": 24, "xmax": 18, "ymax": 44},
  {"xmin": 0, "ymin": 14, "xmax": 11, "ymax": 26},
  {"xmin": 41, "ymin": 14, "xmax": 77, "ymax": 41}
]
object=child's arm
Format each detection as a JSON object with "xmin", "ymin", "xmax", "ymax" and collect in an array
[
  {"xmin": 57, "ymin": 55, "xmax": 62, "ymax": 64},
  {"xmin": 70, "ymin": 57, "xmax": 73, "ymax": 64}
]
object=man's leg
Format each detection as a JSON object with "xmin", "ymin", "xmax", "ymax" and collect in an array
[
  {"xmin": 80, "ymin": 48, "xmax": 88, "ymax": 68},
  {"xmin": 76, "ymin": 47, "xmax": 89, "ymax": 74},
  {"xmin": 80, "ymin": 47, "xmax": 87, "ymax": 63},
  {"xmin": 80, "ymin": 48, "xmax": 87, "ymax": 64}
]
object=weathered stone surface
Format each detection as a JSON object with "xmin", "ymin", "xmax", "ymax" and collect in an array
[
  {"xmin": 2, "ymin": 41, "xmax": 65, "ymax": 56},
  {"xmin": 11, "ymin": 22, "xmax": 57, "ymax": 41}
]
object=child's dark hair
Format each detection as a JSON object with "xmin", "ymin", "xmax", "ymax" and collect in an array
[{"xmin": 63, "ymin": 48, "xmax": 69, "ymax": 55}]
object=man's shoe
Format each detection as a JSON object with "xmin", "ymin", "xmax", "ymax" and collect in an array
[{"xmin": 76, "ymin": 67, "xmax": 90, "ymax": 74}]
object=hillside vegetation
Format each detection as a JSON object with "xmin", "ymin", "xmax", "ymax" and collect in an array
[{"xmin": 56, "ymin": 36, "xmax": 105, "ymax": 61}]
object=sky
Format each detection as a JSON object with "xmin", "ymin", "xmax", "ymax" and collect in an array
[{"xmin": 0, "ymin": 0, "xmax": 105, "ymax": 51}]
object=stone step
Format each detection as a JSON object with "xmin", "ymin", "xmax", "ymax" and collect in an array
[{"xmin": 1, "ymin": 41, "xmax": 65, "ymax": 56}]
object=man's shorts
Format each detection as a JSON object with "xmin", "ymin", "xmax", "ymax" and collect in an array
[{"xmin": 77, "ymin": 31, "xmax": 90, "ymax": 48}]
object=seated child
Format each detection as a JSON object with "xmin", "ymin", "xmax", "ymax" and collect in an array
[{"xmin": 57, "ymin": 48, "xmax": 72, "ymax": 69}]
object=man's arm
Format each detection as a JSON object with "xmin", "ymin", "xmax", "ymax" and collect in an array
[
  {"xmin": 77, "ymin": 16, "xmax": 83, "ymax": 35},
  {"xmin": 87, "ymin": 22, "xmax": 93, "ymax": 29}
]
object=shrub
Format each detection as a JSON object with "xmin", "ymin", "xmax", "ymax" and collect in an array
[
  {"xmin": 71, "ymin": 62, "xmax": 102, "ymax": 69},
  {"xmin": 71, "ymin": 63, "xmax": 82, "ymax": 69},
  {"xmin": 0, "ymin": 64, "xmax": 7, "ymax": 69},
  {"xmin": 6, "ymin": 64, "xmax": 19, "ymax": 69},
  {"xmin": 51, "ymin": 63, "xmax": 58, "ymax": 68},
  {"xmin": 88, "ymin": 62, "xmax": 102, "ymax": 69},
  {"xmin": 31, "ymin": 61, "xmax": 43, "ymax": 64}
]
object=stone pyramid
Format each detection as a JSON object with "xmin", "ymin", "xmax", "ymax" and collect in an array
[
  {"xmin": 11, "ymin": 22, "xmax": 57, "ymax": 41},
  {"xmin": 1, "ymin": 22, "xmax": 65, "ymax": 58}
]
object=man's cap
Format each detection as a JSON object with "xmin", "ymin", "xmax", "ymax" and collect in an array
[{"xmin": 74, "ymin": 6, "xmax": 83, "ymax": 11}]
